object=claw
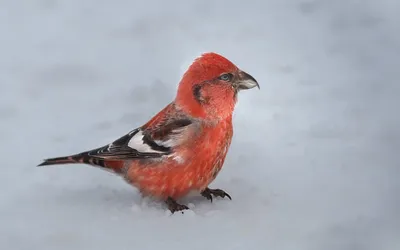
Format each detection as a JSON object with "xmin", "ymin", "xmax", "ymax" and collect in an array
[
  {"xmin": 165, "ymin": 197, "xmax": 189, "ymax": 214},
  {"xmin": 201, "ymin": 189, "xmax": 213, "ymax": 203},
  {"xmin": 201, "ymin": 188, "xmax": 232, "ymax": 201},
  {"xmin": 212, "ymin": 188, "xmax": 232, "ymax": 200}
]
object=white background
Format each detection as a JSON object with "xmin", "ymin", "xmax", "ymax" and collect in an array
[{"xmin": 1, "ymin": 0, "xmax": 399, "ymax": 249}]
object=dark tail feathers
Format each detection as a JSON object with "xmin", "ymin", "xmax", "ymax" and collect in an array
[
  {"xmin": 37, "ymin": 155, "xmax": 78, "ymax": 167},
  {"xmin": 37, "ymin": 151, "xmax": 107, "ymax": 169}
]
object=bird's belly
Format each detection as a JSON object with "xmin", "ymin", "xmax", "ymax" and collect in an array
[{"xmin": 125, "ymin": 134, "xmax": 232, "ymax": 200}]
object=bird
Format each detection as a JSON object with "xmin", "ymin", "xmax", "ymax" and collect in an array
[{"xmin": 37, "ymin": 52, "xmax": 259, "ymax": 213}]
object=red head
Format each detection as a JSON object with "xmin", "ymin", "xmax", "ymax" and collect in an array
[{"xmin": 175, "ymin": 52, "xmax": 259, "ymax": 120}]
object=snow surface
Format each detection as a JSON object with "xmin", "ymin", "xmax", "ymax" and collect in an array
[{"xmin": 1, "ymin": 0, "xmax": 400, "ymax": 249}]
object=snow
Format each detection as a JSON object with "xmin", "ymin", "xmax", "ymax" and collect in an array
[{"xmin": 1, "ymin": 0, "xmax": 399, "ymax": 249}]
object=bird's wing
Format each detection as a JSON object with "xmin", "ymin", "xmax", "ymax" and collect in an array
[{"xmin": 84, "ymin": 108, "xmax": 195, "ymax": 161}]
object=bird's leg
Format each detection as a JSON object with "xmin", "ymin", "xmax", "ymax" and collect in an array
[
  {"xmin": 201, "ymin": 187, "xmax": 232, "ymax": 202},
  {"xmin": 165, "ymin": 197, "xmax": 189, "ymax": 214}
]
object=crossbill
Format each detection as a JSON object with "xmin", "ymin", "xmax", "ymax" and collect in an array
[{"xmin": 38, "ymin": 52, "xmax": 259, "ymax": 213}]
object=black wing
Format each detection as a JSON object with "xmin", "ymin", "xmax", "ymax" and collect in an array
[{"xmin": 84, "ymin": 118, "xmax": 193, "ymax": 161}]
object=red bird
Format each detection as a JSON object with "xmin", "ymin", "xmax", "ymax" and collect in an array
[{"xmin": 38, "ymin": 52, "xmax": 259, "ymax": 213}]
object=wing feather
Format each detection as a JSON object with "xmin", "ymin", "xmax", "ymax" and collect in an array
[{"xmin": 83, "ymin": 118, "xmax": 194, "ymax": 161}]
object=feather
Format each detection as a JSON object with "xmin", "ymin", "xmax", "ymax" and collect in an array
[{"xmin": 80, "ymin": 117, "xmax": 194, "ymax": 161}]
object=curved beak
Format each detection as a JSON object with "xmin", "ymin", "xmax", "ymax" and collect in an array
[{"xmin": 236, "ymin": 70, "xmax": 260, "ymax": 90}]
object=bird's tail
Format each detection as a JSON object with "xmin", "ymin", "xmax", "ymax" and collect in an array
[
  {"xmin": 37, "ymin": 155, "xmax": 83, "ymax": 167},
  {"xmin": 37, "ymin": 151, "xmax": 123, "ymax": 173}
]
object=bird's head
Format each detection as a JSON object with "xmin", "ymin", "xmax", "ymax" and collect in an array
[{"xmin": 175, "ymin": 52, "xmax": 259, "ymax": 120}]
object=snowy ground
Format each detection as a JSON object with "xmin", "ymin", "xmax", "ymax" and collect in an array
[{"xmin": 1, "ymin": 0, "xmax": 399, "ymax": 249}]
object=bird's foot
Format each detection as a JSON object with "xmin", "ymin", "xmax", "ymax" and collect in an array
[
  {"xmin": 165, "ymin": 197, "xmax": 189, "ymax": 214},
  {"xmin": 201, "ymin": 187, "xmax": 232, "ymax": 202}
]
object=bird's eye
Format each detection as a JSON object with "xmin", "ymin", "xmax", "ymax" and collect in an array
[{"xmin": 219, "ymin": 73, "xmax": 232, "ymax": 81}]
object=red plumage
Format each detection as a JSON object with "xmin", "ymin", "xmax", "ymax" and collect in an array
[{"xmin": 38, "ymin": 52, "xmax": 259, "ymax": 213}]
